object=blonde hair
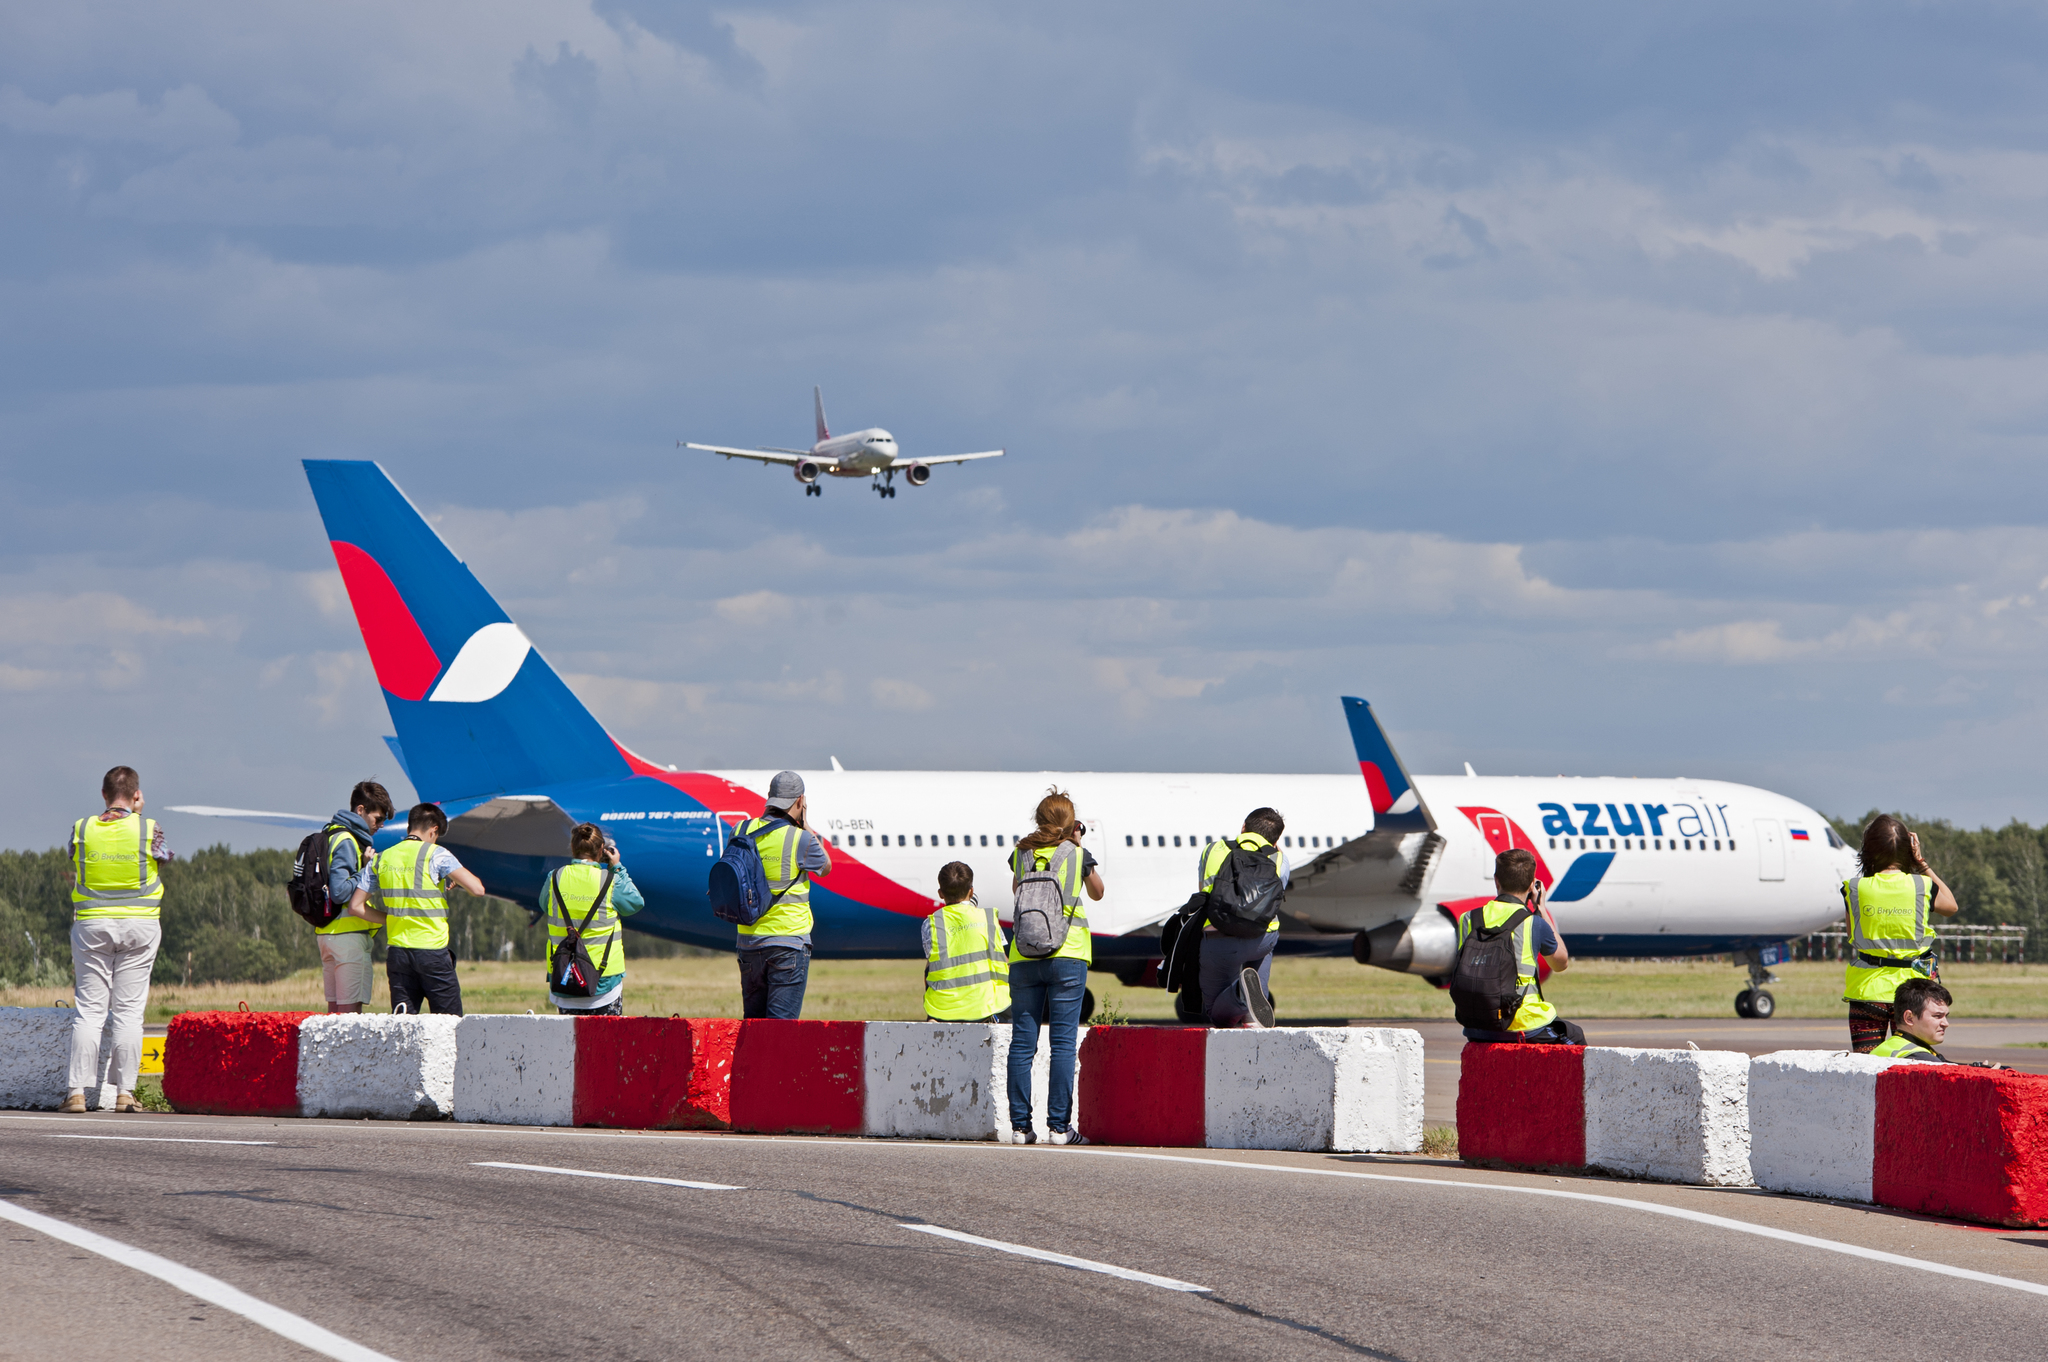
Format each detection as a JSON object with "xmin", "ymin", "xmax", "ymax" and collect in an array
[{"xmin": 1017, "ymin": 787, "xmax": 1076, "ymax": 851}]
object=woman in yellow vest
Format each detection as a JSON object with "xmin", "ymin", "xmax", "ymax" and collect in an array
[
  {"xmin": 1843, "ymin": 815, "xmax": 1958, "ymax": 1052},
  {"xmin": 1004, "ymin": 789, "xmax": 1103, "ymax": 1145},
  {"xmin": 540, "ymin": 822, "xmax": 645, "ymax": 1015},
  {"xmin": 923, "ymin": 862, "xmax": 1010, "ymax": 1022}
]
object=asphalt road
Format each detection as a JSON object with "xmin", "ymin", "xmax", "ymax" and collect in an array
[{"xmin": 5, "ymin": 1112, "xmax": 2048, "ymax": 1361}]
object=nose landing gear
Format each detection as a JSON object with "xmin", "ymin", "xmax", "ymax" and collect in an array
[{"xmin": 1734, "ymin": 946, "xmax": 1779, "ymax": 1018}]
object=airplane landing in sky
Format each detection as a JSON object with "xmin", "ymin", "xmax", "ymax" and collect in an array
[{"xmin": 684, "ymin": 387, "xmax": 1003, "ymax": 498}]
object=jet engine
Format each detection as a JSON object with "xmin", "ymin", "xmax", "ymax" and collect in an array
[
  {"xmin": 904, "ymin": 463, "xmax": 931, "ymax": 487},
  {"xmin": 1352, "ymin": 908, "xmax": 1457, "ymax": 977},
  {"xmin": 794, "ymin": 460, "xmax": 822, "ymax": 484}
]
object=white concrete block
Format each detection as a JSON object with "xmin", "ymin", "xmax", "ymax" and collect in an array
[
  {"xmin": 1204, "ymin": 1027, "xmax": 1425, "ymax": 1153},
  {"xmin": 1584, "ymin": 1047, "xmax": 1752, "ymax": 1186},
  {"xmin": 299, "ymin": 1015, "xmax": 459, "ymax": 1120},
  {"xmin": 0, "ymin": 1008, "xmax": 72, "ymax": 1110},
  {"xmin": 1748, "ymin": 1050, "xmax": 1897, "ymax": 1202},
  {"xmin": 454, "ymin": 1015, "xmax": 576, "ymax": 1126},
  {"xmin": 863, "ymin": 1023, "xmax": 1005, "ymax": 1140}
]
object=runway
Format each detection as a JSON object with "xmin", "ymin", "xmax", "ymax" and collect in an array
[{"xmin": 5, "ymin": 1111, "xmax": 2048, "ymax": 1360}]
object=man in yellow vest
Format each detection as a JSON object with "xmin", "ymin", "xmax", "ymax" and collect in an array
[
  {"xmin": 1870, "ymin": 979, "xmax": 1957, "ymax": 1062},
  {"xmin": 1196, "ymin": 807, "xmax": 1289, "ymax": 1028},
  {"xmin": 1843, "ymin": 815, "xmax": 1959, "ymax": 1052},
  {"xmin": 345, "ymin": 803, "xmax": 486, "ymax": 1014},
  {"xmin": 316, "ymin": 780, "xmax": 394, "ymax": 1014},
  {"xmin": 923, "ymin": 862, "xmax": 1010, "ymax": 1021},
  {"xmin": 63, "ymin": 765, "xmax": 174, "ymax": 1113},
  {"xmin": 1454, "ymin": 848, "xmax": 1584, "ymax": 1045},
  {"xmin": 733, "ymin": 771, "xmax": 832, "ymax": 1019}
]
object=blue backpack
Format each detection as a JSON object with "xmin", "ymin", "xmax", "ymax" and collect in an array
[{"xmin": 708, "ymin": 817, "xmax": 791, "ymax": 925}]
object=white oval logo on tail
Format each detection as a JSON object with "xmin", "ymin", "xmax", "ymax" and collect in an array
[{"xmin": 427, "ymin": 622, "xmax": 532, "ymax": 703}]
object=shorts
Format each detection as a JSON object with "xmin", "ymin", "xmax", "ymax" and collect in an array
[{"xmin": 319, "ymin": 932, "xmax": 376, "ymax": 1007}]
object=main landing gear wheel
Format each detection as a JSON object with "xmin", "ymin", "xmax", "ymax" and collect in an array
[
  {"xmin": 1735, "ymin": 990, "xmax": 1754, "ymax": 1017},
  {"xmin": 1080, "ymin": 988, "xmax": 1096, "ymax": 1025},
  {"xmin": 804, "ymin": 484, "xmax": 822, "ymax": 497},
  {"xmin": 1749, "ymin": 989, "xmax": 1775, "ymax": 1019}
]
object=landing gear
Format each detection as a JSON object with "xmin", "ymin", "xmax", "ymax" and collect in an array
[
  {"xmin": 1734, "ymin": 947, "xmax": 1779, "ymax": 1019},
  {"xmin": 1080, "ymin": 988, "xmax": 1096, "ymax": 1025},
  {"xmin": 804, "ymin": 483, "xmax": 822, "ymax": 497},
  {"xmin": 874, "ymin": 473, "xmax": 898, "ymax": 498}
]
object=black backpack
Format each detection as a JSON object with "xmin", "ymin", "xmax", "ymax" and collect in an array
[
  {"xmin": 1449, "ymin": 906, "xmax": 1535, "ymax": 1032},
  {"xmin": 547, "ymin": 866, "xmax": 618, "ymax": 999},
  {"xmin": 1160, "ymin": 891, "xmax": 1208, "ymax": 994},
  {"xmin": 1205, "ymin": 840, "xmax": 1286, "ymax": 939},
  {"xmin": 288, "ymin": 824, "xmax": 363, "ymax": 929}
]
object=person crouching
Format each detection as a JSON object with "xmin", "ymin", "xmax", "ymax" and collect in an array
[{"xmin": 923, "ymin": 862, "xmax": 1009, "ymax": 1023}]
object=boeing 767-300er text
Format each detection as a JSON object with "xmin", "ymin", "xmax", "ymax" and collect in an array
[
  {"xmin": 176, "ymin": 461, "xmax": 1856, "ymax": 1020},
  {"xmin": 682, "ymin": 387, "xmax": 1002, "ymax": 497}
]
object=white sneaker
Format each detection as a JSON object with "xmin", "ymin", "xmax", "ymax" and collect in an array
[{"xmin": 1048, "ymin": 1128, "xmax": 1089, "ymax": 1146}]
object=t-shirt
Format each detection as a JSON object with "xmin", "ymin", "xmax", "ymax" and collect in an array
[{"xmin": 352, "ymin": 843, "xmax": 465, "ymax": 894}]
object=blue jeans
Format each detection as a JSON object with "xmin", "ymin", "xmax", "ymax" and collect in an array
[
  {"xmin": 1007, "ymin": 957, "xmax": 1088, "ymax": 1131},
  {"xmin": 738, "ymin": 946, "xmax": 810, "ymax": 1019}
]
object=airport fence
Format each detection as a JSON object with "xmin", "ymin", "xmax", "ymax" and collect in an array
[{"xmin": 1790, "ymin": 922, "xmax": 2028, "ymax": 965}]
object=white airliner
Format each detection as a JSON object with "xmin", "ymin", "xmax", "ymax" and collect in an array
[{"xmin": 684, "ymin": 387, "xmax": 1003, "ymax": 498}]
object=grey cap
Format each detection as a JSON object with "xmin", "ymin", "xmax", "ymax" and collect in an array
[{"xmin": 763, "ymin": 770, "xmax": 805, "ymax": 810}]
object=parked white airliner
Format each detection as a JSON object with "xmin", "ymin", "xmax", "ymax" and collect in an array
[{"xmin": 684, "ymin": 387, "xmax": 1003, "ymax": 498}]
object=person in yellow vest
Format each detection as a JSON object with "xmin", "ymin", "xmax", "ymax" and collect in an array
[
  {"xmin": 344, "ymin": 803, "xmax": 486, "ymax": 1014},
  {"xmin": 62, "ymin": 765, "xmax": 175, "ymax": 1114},
  {"xmin": 1196, "ymin": 808, "xmax": 1289, "ymax": 1029},
  {"xmin": 540, "ymin": 822, "xmax": 644, "ymax": 1015},
  {"xmin": 315, "ymin": 780, "xmax": 394, "ymax": 1014},
  {"xmin": 1843, "ymin": 815, "xmax": 1958, "ymax": 1053},
  {"xmin": 732, "ymin": 771, "xmax": 832, "ymax": 1019},
  {"xmin": 923, "ymin": 862, "xmax": 1010, "ymax": 1022},
  {"xmin": 1005, "ymin": 789, "xmax": 1103, "ymax": 1145},
  {"xmin": 1454, "ymin": 848, "xmax": 1584, "ymax": 1045},
  {"xmin": 1870, "ymin": 978, "xmax": 2010, "ymax": 1068}
]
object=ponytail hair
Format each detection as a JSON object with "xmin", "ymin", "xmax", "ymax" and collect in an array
[
  {"xmin": 1017, "ymin": 788, "xmax": 1076, "ymax": 851},
  {"xmin": 1859, "ymin": 814, "xmax": 1917, "ymax": 876},
  {"xmin": 570, "ymin": 822, "xmax": 609, "ymax": 861}
]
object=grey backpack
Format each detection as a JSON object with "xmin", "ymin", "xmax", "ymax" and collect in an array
[{"xmin": 1012, "ymin": 841, "xmax": 1079, "ymax": 959}]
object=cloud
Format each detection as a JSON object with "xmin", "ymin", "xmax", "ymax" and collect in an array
[{"xmin": 869, "ymin": 678, "xmax": 933, "ymax": 711}]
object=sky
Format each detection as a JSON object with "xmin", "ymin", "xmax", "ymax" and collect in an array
[{"xmin": 6, "ymin": 1, "xmax": 2048, "ymax": 852}]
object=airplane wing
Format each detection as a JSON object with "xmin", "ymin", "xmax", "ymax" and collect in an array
[
  {"xmin": 684, "ymin": 443, "xmax": 836, "ymax": 468},
  {"xmin": 168, "ymin": 805, "xmax": 329, "ymax": 830},
  {"xmin": 909, "ymin": 450, "xmax": 1004, "ymax": 466}
]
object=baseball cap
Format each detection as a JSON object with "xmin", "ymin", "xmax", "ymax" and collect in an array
[{"xmin": 764, "ymin": 771, "xmax": 805, "ymax": 810}]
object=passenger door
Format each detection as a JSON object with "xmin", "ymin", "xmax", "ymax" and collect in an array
[{"xmin": 1754, "ymin": 818, "xmax": 1785, "ymax": 881}]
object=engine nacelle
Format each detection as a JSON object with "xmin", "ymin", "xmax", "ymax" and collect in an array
[
  {"xmin": 904, "ymin": 462, "xmax": 931, "ymax": 487},
  {"xmin": 1352, "ymin": 909, "xmax": 1457, "ymax": 977},
  {"xmin": 794, "ymin": 460, "xmax": 822, "ymax": 484}
]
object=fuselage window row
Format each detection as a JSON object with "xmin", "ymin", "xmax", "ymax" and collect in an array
[{"xmin": 1544, "ymin": 837, "xmax": 1737, "ymax": 852}]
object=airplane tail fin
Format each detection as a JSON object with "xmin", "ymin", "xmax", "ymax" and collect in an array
[
  {"xmin": 303, "ymin": 460, "xmax": 630, "ymax": 802},
  {"xmin": 814, "ymin": 385, "xmax": 830, "ymax": 443},
  {"xmin": 1341, "ymin": 697, "xmax": 1434, "ymax": 834}
]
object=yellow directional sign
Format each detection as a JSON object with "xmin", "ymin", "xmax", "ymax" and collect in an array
[{"xmin": 139, "ymin": 1037, "xmax": 166, "ymax": 1076}]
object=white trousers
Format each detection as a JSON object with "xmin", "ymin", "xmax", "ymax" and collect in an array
[{"xmin": 69, "ymin": 918, "xmax": 161, "ymax": 1095}]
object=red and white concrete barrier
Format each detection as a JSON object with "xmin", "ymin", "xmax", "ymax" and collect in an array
[
  {"xmin": 453, "ymin": 1014, "xmax": 577, "ymax": 1126},
  {"xmin": 298, "ymin": 1015, "xmax": 459, "ymax": 1121},
  {"xmin": 574, "ymin": 1016, "xmax": 738, "ymax": 1130},
  {"xmin": 1584, "ymin": 1047, "xmax": 1751, "ymax": 1186},
  {"xmin": 162, "ymin": 1009, "xmax": 315, "ymax": 1118},
  {"xmin": 1748, "ymin": 1050, "xmax": 1897, "ymax": 1202},
  {"xmin": 0, "ymin": 1007, "xmax": 75, "ymax": 1111},
  {"xmin": 729, "ymin": 1020, "xmax": 867, "ymax": 1135}
]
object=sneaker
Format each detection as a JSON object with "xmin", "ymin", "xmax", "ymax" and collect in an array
[
  {"xmin": 1009, "ymin": 1127, "xmax": 1037, "ymax": 1145},
  {"xmin": 1048, "ymin": 1128, "xmax": 1089, "ymax": 1146},
  {"xmin": 113, "ymin": 1093, "xmax": 144, "ymax": 1113},
  {"xmin": 1241, "ymin": 967, "xmax": 1276, "ymax": 1028},
  {"xmin": 59, "ymin": 1092, "xmax": 86, "ymax": 1114}
]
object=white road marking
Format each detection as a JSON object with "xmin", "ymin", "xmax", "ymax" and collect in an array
[
  {"xmin": 472, "ymin": 1161, "xmax": 743, "ymax": 1191},
  {"xmin": 900, "ymin": 1223, "xmax": 1210, "ymax": 1293},
  {"xmin": 44, "ymin": 1134, "xmax": 276, "ymax": 1145},
  {"xmin": 0, "ymin": 1197, "xmax": 397, "ymax": 1362}
]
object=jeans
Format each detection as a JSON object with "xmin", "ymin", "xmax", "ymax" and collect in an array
[
  {"xmin": 387, "ymin": 946, "xmax": 464, "ymax": 1015},
  {"xmin": 739, "ymin": 946, "xmax": 810, "ymax": 1019},
  {"xmin": 69, "ymin": 918, "xmax": 160, "ymax": 1096},
  {"xmin": 1007, "ymin": 956, "xmax": 1088, "ymax": 1131},
  {"xmin": 1199, "ymin": 930, "xmax": 1276, "ymax": 1026}
]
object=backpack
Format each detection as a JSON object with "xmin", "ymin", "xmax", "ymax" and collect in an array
[
  {"xmin": 1448, "ymin": 906, "xmax": 1535, "ymax": 1032},
  {"xmin": 547, "ymin": 866, "xmax": 617, "ymax": 999},
  {"xmin": 1159, "ymin": 891, "xmax": 1207, "ymax": 994},
  {"xmin": 288, "ymin": 824, "xmax": 362, "ymax": 929},
  {"xmin": 707, "ymin": 817, "xmax": 791, "ymax": 926},
  {"xmin": 1205, "ymin": 839, "xmax": 1286, "ymax": 939},
  {"xmin": 1011, "ymin": 841, "xmax": 1080, "ymax": 959}
]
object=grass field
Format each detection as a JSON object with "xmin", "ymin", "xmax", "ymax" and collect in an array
[{"xmin": 10, "ymin": 956, "xmax": 2048, "ymax": 1023}]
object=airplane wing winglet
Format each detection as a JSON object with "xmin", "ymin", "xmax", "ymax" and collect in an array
[
  {"xmin": 1340, "ymin": 697, "xmax": 1434, "ymax": 834},
  {"xmin": 912, "ymin": 450, "xmax": 1005, "ymax": 466}
]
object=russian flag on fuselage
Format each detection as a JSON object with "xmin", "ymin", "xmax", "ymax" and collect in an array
[{"xmin": 1789, "ymin": 827, "xmax": 1810, "ymax": 841}]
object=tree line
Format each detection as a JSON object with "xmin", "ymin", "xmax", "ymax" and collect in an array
[{"xmin": 0, "ymin": 843, "xmax": 697, "ymax": 989}]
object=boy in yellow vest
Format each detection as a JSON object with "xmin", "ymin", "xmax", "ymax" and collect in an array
[
  {"xmin": 345, "ymin": 803, "xmax": 486, "ymax": 1014},
  {"xmin": 923, "ymin": 862, "xmax": 1010, "ymax": 1022},
  {"xmin": 63, "ymin": 765, "xmax": 174, "ymax": 1113}
]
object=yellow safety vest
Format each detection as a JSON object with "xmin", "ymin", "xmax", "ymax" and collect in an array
[
  {"xmin": 733, "ymin": 817, "xmax": 816, "ymax": 943},
  {"xmin": 1007, "ymin": 841, "xmax": 1091, "ymax": 964},
  {"xmin": 1870, "ymin": 1032, "xmax": 1940, "ymax": 1062},
  {"xmin": 1199, "ymin": 833, "xmax": 1283, "ymax": 934},
  {"xmin": 70, "ymin": 812, "xmax": 164, "ymax": 920},
  {"xmin": 1841, "ymin": 872, "xmax": 1936, "ymax": 1005},
  {"xmin": 543, "ymin": 862, "xmax": 625, "ymax": 980},
  {"xmin": 372, "ymin": 839, "xmax": 450, "ymax": 951},
  {"xmin": 923, "ymin": 898, "xmax": 1011, "ymax": 1020},
  {"xmin": 316, "ymin": 823, "xmax": 375, "ymax": 936},
  {"xmin": 1454, "ymin": 898, "xmax": 1557, "ymax": 1033}
]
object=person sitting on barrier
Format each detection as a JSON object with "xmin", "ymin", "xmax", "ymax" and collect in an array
[
  {"xmin": 1843, "ymin": 816, "xmax": 1958, "ymax": 1054},
  {"xmin": 1868, "ymin": 978, "xmax": 2007, "ymax": 1067},
  {"xmin": 345, "ymin": 803, "xmax": 486, "ymax": 1014},
  {"xmin": 1005, "ymin": 789, "xmax": 1103, "ymax": 1145},
  {"xmin": 923, "ymin": 861, "xmax": 1010, "ymax": 1022},
  {"xmin": 1195, "ymin": 808, "xmax": 1288, "ymax": 1029},
  {"xmin": 1451, "ymin": 849, "xmax": 1584, "ymax": 1046},
  {"xmin": 538, "ymin": 822, "xmax": 644, "ymax": 1016}
]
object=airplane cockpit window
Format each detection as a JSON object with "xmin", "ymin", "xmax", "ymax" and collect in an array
[{"xmin": 1825, "ymin": 826, "xmax": 1847, "ymax": 849}]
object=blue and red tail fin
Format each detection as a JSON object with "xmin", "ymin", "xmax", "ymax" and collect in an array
[
  {"xmin": 1341, "ymin": 697, "xmax": 1434, "ymax": 834},
  {"xmin": 303, "ymin": 460, "xmax": 630, "ymax": 802}
]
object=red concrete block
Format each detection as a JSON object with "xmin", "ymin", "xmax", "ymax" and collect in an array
[
  {"xmin": 728, "ymin": 1020, "xmax": 865, "ymax": 1134},
  {"xmin": 1076, "ymin": 1026, "xmax": 1206, "ymax": 1147},
  {"xmin": 1874, "ymin": 1065, "xmax": 2048, "ymax": 1227},
  {"xmin": 573, "ymin": 1017, "xmax": 740, "ymax": 1130},
  {"xmin": 1456, "ymin": 1042, "xmax": 1585, "ymax": 1170},
  {"xmin": 162, "ymin": 1009, "xmax": 315, "ymax": 1117}
]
